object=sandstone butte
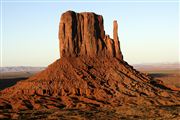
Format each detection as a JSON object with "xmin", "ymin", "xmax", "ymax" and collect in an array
[{"xmin": 0, "ymin": 11, "xmax": 180, "ymax": 119}]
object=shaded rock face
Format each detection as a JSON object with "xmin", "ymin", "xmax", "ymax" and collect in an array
[{"xmin": 59, "ymin": 11, "xmax": 123, "ymax": 59}]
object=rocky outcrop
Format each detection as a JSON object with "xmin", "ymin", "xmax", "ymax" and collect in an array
[
  {"xmin": 113, "ymin": 20, "xmax": 123, "ymax": 60},
  {"xmin": 59, "ymin": 11, "xmax": 123, "ymax": 60}
]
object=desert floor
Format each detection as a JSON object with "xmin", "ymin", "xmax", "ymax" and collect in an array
[{"xmin": 142, "ymin": 70, "xmax": 180, "ymax": 89}]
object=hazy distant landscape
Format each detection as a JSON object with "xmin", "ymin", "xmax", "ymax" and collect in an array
[
  {"xmin": 134, "ymin": 63, "xmax": 180, "ymax": 88},
  {"xmin": 0, "ymin": 67, "xmax": 43, "ymax": 90},
  {"xmin": 0, "ymin": 66, "xmax": 44, "ymax": 73}
]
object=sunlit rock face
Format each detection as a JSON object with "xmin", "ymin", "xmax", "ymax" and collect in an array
[{"xmin": 59, "ymin": 11, "xmax": 123, "ymax": 60}]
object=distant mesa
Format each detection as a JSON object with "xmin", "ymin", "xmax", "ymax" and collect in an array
[
  {"xmin": 0, "ymin": 67, "xmax": 45, "ymax": 73},
  {"xmin": 0, "ymin": 11, "xmax": 179, "ymax": 118}
]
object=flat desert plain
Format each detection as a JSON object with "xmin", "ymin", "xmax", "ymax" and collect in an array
[
  {"xmin": 0, "ymin": 71, "xmax": 37, "ymax": 91},
  {"xmin": 134, "ymin": 63, "xmax": 180, "ymax": 88}
]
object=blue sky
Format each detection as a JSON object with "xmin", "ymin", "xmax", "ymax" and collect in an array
[{"xmin": 0, "ymin": 0, "xmax": 179, "ymax": 66}]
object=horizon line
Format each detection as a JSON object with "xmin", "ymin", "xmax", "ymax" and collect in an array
[{"xmin": 1, "ymin": 62, "xmax": 180, "ymax": 68}]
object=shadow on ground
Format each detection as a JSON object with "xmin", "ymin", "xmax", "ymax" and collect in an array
[
  {"xmin": 0, "ymin": 78, "xmax": 28, "ymax": 91},
  {"xmin": 148, "ymin": 73, "xmax": 169, "ymax": 78}
]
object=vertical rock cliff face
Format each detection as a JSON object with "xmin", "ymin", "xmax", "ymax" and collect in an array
[
  {"xmin": 59, "ymin": 11, "xmax": 123, "ymax": 60},
  {"xmin": 113, "ymin": 20, "xmax": 123, "ymax": 60}
]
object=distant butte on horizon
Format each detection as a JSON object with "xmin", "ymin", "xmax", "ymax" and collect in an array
[{"xmin": 0, "ymin": 10, "xmax": 179, "ymax": 119}]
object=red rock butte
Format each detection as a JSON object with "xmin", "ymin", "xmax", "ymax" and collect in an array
[
  {"xmin": 0, "ymin": 11, "xmax": 179, "ymax": 118},
  {"xmin": 59, "ymin": 11, "xmax": 123, "ymax": 60}
]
